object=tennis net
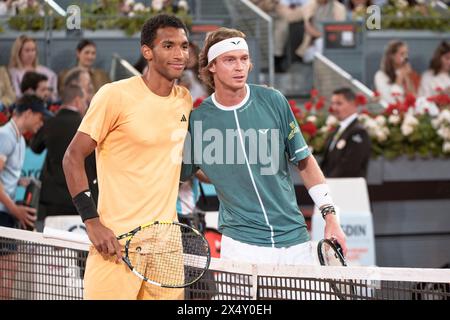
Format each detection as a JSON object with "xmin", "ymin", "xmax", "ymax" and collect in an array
[{"xmin": 1, "ymin": 227, "xmax": 449, "ymax": 300}]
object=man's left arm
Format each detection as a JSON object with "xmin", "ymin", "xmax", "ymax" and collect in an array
[
  {"xmin": 274, "ymin": 90, "xmax": 348, "ymax": 255},
  {"xmin": 298, "ymin": 155, "xmax": 348, "ymax": 256}
]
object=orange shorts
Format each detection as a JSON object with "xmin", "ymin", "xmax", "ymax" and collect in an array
[{"xmin": 83, "ymin": 246, "xmax": 184, "ymax": 300}]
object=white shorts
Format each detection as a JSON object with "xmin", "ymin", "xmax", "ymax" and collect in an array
[
  {"xmin": 220, "ymin": 235, "xmax": 318, "ymax": 266},
  {"xmin": 215, "ymin": 236, "xmax": 322, "ymax": 299}
]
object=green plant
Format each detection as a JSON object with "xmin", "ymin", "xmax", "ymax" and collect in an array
[
  {"xmin": 6, "ymin": 0, "xmax": 193, "ymax": 36},
  {"xmin": 380, "ymin": 3, "xmax": 450, "ymax": 32}
]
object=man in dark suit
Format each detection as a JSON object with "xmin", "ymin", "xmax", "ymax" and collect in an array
[
  {"xmin": 320, "ymin": 87, "xmax": 371, "ymax": 178},
  {"xmin": 30, "ymin": 83, "xmax": 97, "ymax": 232}
]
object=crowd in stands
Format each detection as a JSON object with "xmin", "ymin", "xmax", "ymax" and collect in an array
[
  {"xmin": 374, "ymin": 40, "xmax": 450, "ymax": 104},
  {"xmin": 252, "ymin": 0, "xmax": 446, "ymax": 73},
  {"xmin": 248, "ymin": 0, "xmax": 450, "ymax": 104}
]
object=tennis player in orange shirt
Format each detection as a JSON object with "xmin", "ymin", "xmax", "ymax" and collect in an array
[{"xmin": 63, "ymin": 14, "xmax": 192, "ymax": 300}]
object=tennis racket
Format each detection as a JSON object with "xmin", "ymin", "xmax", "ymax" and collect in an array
[
  {"xmin": 116, "ymin": 221, "xmax": 211, "ymax": 288},
  {"xmin": 317, "ymin": 238, "xmax": 355, "ymax": 300},
  {"xmin": 43, "ymin": 221, "xmax": 211, "ymax": 288}
]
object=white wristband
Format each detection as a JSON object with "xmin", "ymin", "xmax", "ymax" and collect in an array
[{"xmin": 308, "ymin": 183, "xmax": 334, "ymax": 209}]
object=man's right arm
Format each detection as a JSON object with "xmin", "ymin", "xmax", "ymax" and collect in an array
[
  {"xmin": 63, "ymin": 131, "xmax": 122, "ymax": 261},
  {"xmin": 0, "ymin": 181, "xmax": 36, "ymax": 229},
  {"xmin": 63, "ymin": 131, "xmax": 96, "ymax": 197}
]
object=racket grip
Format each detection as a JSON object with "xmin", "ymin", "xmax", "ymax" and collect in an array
[{"xmin": 334, "ymin": 240, "xmax": 344, "ymax": 257}]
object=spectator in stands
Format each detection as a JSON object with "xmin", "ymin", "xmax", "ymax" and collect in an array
[
  {"xmin": 346, "ymin": 0, "xmax": 373, "ymax": 20},
  {"xmin": 418, "ymin": 41, "xmax": 450, "ymax": 98},
  {"xmin": 274, "ymin": 1, "xmax": 309, "ymax": 71},
  {"xmin": 179, "ymin": 42, "xmax": 208, "ymax": 99},
  {"xmin": 374, "ymin": 40, "xmax": 420, "ymax": 104},
  {"xmin": 295, "ymin": 0, "xmax": 347, "ymax": 63},
  {"xmin": 0, "ymin": 63, "xmax": 15, "ymax": 110},
  {"xmin": 0, "ymin": 0, "xmax": 14, "ymax": 16},
  {"xmin": 0, "ymin": 95, "xmax": 51, "ymax": 230},
  {"xmin": 320, "ymin": 87, "xmax": 371, "ymax": 178},
  {"xmin": 62, "ymin": 67, "xmax": 95, "ymax": 105},
  {"xmin": 58, "ymin": 39, "xmax": 110, "ymax": 95},
  {"xmin": 251, "ymin": 0, "xmax": 308, "ymax": 72},
  {"xmin": 0, "ymin": 95, "xmax": 51, "ymax": 299},
  {"xmin": 20, "ymin": 71, "xmax": 51, "ymax": 103},
  {"xmin": 8, "ymin": 35, "xmax": 58, "ymax": 101},
  {"xmin": 30, "ymin": 84, "xmax": 97, "ymax": 233}
]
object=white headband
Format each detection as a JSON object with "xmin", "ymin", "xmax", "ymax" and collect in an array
[{"xmin": 207, "ymin": 37, "xmax": 249, "ymax": 63}]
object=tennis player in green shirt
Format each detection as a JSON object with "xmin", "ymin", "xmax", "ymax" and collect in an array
[{"xmin": 181, "ymin": 27, "xmax": 346, "ymax": 265}]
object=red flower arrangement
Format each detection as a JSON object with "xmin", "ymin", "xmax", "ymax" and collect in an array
[
  {"xmin": 300, "ymin": 121, "xmax": 318, "ymax": 137},
  {"xmin": 0, "ymin": 112, "xmax": 8, "ymax": 126},
  {"xmin": 193, "ymin": 97, "xmax": 205, "ymax": 109},
  {"xmin": 288, "ymin": 88, "xmax": 450, "ymax": 158}
]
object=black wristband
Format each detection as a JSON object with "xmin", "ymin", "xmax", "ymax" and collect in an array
[
  {"xmin": 320, "ymin": 205, "xmax": 336, "ymax": 219},
  {"xmin": 72, "ymin": 189, "xmax": 99, "ymax": 222}
]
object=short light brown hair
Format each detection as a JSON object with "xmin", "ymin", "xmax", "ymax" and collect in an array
[{"xmin": 198, "ymin": 27, "xmax": 252, "ymax": 93}]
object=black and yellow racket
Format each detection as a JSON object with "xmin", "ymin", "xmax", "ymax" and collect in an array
[
  {"xmin": 117, "ymin": 221, "xmax": 211, "ymax": 288},
  {"xmin": 44, "ymin": 221, "xmax": 210, "ymax": 288},
  {"xmin": 317, "ymin": 238, "xmax": 356, "ymax": 300}
]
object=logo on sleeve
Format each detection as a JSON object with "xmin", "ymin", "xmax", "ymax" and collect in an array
[
  {"xmin": 288, "ymin": 121, "xmax": 300, "ymax": 140},
  {"xmin": 181, "ymin": 114, "xmax": 187, "ymax": 122}
]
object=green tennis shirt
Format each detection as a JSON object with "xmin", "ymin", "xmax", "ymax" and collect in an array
[{"xmin": 182, "ymin": 84, "xmax": 311, "ymax": 248}]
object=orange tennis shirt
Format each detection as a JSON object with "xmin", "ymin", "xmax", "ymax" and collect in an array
[{"xmin": 78, "ymin": 76, "xmax": 192, "ymax": 236}]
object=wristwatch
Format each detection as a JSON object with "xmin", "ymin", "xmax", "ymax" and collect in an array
[{"xmin": 320, "ymin": 205, "xmax": 336, "ymax": 219}]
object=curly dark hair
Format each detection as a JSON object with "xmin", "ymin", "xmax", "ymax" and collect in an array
[{"xmin": 140, "ymin": 14, "xmax": 189, "ymax": 48}]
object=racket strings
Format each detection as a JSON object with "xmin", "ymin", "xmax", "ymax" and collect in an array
[
  {"xmin": 127, "ymin": 223, "xmax": 209, "ymax": 287},
  {"xmin": 320, "ymin": 243, "xmax": 343, "ymax": 267}
]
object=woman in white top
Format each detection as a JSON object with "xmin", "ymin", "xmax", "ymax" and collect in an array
[
  {"xmin": 418, "ymin": 41, "xmax": 450, "ymax": 98},
  {"xmin": 8, "ymin": 35, "xmax": 58, "ymax": 101},
  {"xmin": 374, "ymin": 40, "xmax": 420, "ymax": 104}
]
